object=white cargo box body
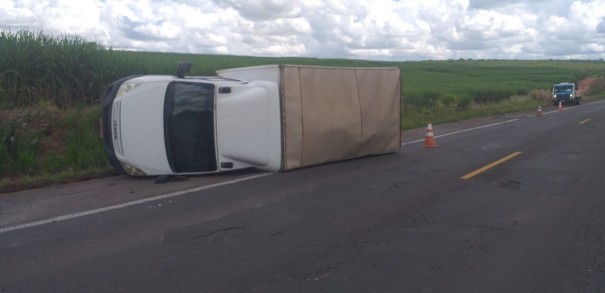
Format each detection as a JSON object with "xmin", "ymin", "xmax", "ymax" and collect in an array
[{"xmin": 218, "ymin": 64, "xmax": 401, "ymax": 171}]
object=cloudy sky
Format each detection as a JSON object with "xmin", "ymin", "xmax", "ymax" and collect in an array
[{"xmin": 1, "ymin": 0, "xmax": 605, "ymax": 60}]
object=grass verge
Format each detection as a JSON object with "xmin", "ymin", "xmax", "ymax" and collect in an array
[
  {"xmin": 403, "ymin": 95, "xmax": 543, "ymax": 129},
  {"xmin": 0, "ymin": 104, "xmax": 116, "ymax": 193}
]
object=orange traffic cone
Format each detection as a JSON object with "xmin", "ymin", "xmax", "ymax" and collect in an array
[
  {"xmin": 537, "ymin": 105, "xmax": 543, "ymax": 117},
  {"xmin": 558, "ymin": 101, "xmax": 563, "ymax": 112},
  {"xmin": 423, "ymin": 122, "xmax": 437, "ymax": 148}
]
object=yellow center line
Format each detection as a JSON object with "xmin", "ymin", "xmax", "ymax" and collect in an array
[
  {"xmin": 579, "ymin": 119, "xmax": 591, "ymax": 125},
  {"xmin": 461, "ymin": 151, "xmax": 523, "ymax": 180}
]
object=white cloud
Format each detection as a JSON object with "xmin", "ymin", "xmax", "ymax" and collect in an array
[
  {"xmin": 598, "ymin": 17, "xmax": 605, "ymax": 33},
  {"xmin": 212, "ymin": 0, "xmax": 305, "ymax": 20},
  {"xmin": 1, "ymin": 0, "xmax": 604, "ymax": 60},
  {"xmin": 0, "ymin": 0, "xmax": 39, "ymax": 28}
]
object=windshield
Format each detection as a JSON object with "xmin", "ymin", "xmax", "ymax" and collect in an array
[
  {"xmin": 164, "ymin": 82, "xmax": 217, "ymax": 172},
  {"xmin": 554, "ymin": 85, "xmax": 573, "ymax": 93}
]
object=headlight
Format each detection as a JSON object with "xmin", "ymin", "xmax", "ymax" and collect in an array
[
  {"xmin": 119, "ymin": 161, "xmax": 147, "ymax": 176},
  {"xmin": 116, "ymin": 80, "xmax": 142, "ymax": 99}
]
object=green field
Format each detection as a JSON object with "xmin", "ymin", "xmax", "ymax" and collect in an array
[{"xmin": 1, "ymin": 30, "xmax": 605, "ymax": 192}]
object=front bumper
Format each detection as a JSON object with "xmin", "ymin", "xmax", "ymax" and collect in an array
[
  {"xmin": 101, "ymin": 75, "xmax": 141, "ymax": 174},
  {"xmin": 553, "ymin": 95, "xmax": 577, "ymax": 105}
]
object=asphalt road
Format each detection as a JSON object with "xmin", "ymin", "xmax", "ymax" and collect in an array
[{"xmin": 1, "ymin": 101, "xmax": 605, "ymax": 292}]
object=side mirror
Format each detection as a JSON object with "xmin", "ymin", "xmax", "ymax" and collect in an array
[{"xmin": 176, "ymin": 62, "xmax": 192, "ymax": 78}]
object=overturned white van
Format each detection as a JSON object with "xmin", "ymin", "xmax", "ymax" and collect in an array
[{"xmin": 102, "ymin": 64, "xmax": 401, "ymax": 176}]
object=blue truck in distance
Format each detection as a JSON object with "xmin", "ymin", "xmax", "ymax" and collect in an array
[{"xmin": 552, "ymin": 82, "xmax": 581, "ymax": 106}]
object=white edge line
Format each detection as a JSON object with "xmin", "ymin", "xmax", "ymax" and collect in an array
[
  {"xmin": 401, "ymin": 118, "xmax": 520, "ymax": 146},
  {"xmin": 0, "ymin": 173, "xmax": 272, "ymax": 235}
]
